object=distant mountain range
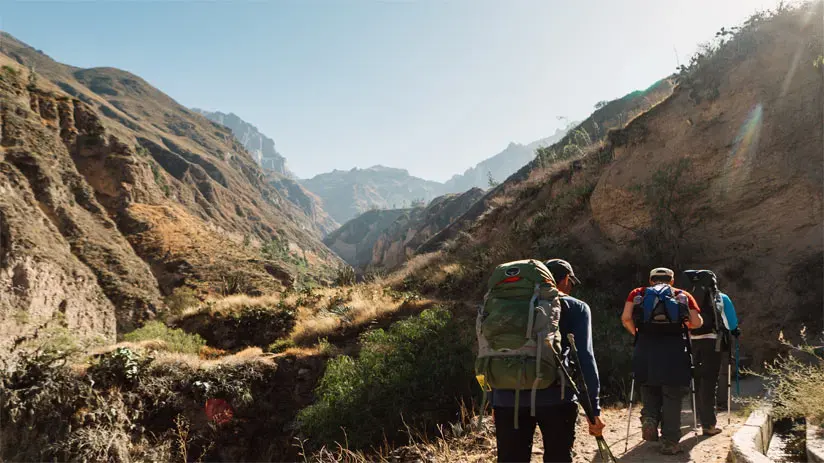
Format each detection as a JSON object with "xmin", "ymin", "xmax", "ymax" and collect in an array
[
  {"xmin": 301, "ymin": 166, "xmax": 443, "ymax": 225},
  {"xmin": 441, "ymin": 126, "xmax": 574, "ymax": 193},
  {"xmin": 196, "ymin": 110, "xmax": 576, "ymax": 227}
]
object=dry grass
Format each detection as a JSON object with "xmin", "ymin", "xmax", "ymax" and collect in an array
[
  {"xmin": 290, "ymin": 285, "xmax": 434, "ymax": 345},
  {"xmin": 86, "ymin": 341, "xmax": 274, "ymax": 371},
  {"xmin": 177, "ymin": 284, "xmax": 435, "ymax": 349},
  {"xmin": 380, "ymin": 252, "xmax": 444, "ymax": 288},
  {"xmin": 180, "ymin": 294, "xmax": 282, "ymax": 317},
  {"xmin": 300, "ymin": 403, "xmax": 496, "ymax": 463}
]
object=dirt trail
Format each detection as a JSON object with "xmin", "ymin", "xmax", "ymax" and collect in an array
[{"xmin": 531, "ymin": 377, "xmax": 765, "ymax": 462}]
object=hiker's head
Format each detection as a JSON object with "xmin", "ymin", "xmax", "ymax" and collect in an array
[
  {"xmin": 545, "ymin": 259, "xmax": 580, "ymax": 294},
  {"xmin": 649, "ymin": 267, "xmax": 675, "ymax": 285}
]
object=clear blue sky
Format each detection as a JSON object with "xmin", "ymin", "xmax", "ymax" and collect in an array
[{"xmin": 2, "ymin": 0, "xmax": 772, "ymax": 182}]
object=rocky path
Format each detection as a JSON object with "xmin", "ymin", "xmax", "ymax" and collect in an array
[
  {"xmin": 538, "ymin": 377, "xmax": 765, "ymax": 462},
  {"xmin": 563, "ymin": 405, "xmax": 744, "ymax": 462}
]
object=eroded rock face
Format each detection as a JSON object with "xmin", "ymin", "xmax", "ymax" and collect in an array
[
  {"xmin": 0, "ymin": 33, "xmax": 342, "ymax": 349},
  {"xmin": 0, "ymin": 97, "xmax": 118, "ymax": 349},
  {"xmin": 588, "ymin": 7, "xmax": 823, "ymax": 363},
  {"xmin": 325, "ymin": 188, "xmax": 485, "ymax": 270},
  {"xmin": 370, "ymin": 188, "xmax": 486, "ymax": 269}
]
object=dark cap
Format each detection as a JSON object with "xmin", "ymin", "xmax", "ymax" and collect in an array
[{"xmin": 544, "ymin": 259, "xmax": 581, "ymax": 285}]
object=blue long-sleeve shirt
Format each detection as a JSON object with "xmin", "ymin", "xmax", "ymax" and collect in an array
[{"xmin": 490, "ymin": 295, "xmax": 601, "ymax": 416}]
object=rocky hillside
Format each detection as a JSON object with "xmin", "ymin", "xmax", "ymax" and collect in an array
[
  {"xmin": 369, "ymin": 188, "xmax": 485, "ymax": 270},
  {"xmin": 192, "ymin": 109, "xmax": 339, "ymax": 235},
  {"xmin": 326, "ymin": 188, "xmax": 485, "ymax": 270},
  {"xmin": 192, "ymin": 109, "xmax": 290, "ymax": 176},
  {"xmin": 403, "ymin": 3, "xmax": 823, "ymax": 367},
  {"xmin": 441, "ymin": 126, "xmax": 574, "ymax": 193},
  {"xmin": 301, "ymin": 165, "xmax": 443, "ymax": 225},
  {"xmin": 416, "ymin": 77, "xmax": 676, "ymax": 255},
  {"xmin": 265, "ymin": 172, "xmax": 339, "ymax": 236},
  {"xmin": 322, "ymin": 209, "xmax": 408, "ymax": 270},
  {"xmin": 0, "ymin": 33, "xmax": 341, "ymax": 349}
]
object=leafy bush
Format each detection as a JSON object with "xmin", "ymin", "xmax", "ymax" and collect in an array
[
  {"xmin": 297, "ymin": 307, "xmax": 474, "ymax": 450},
  {"xmin": 87, "ymin": 347, "xmax": 152, "ymax": 389},
  {"xmin": 628, "ymin": 158, "xmax": 707, "ymax": 267},
  {"xmin": 177, "ymin": 302, "xmax": 296, "ymax": 351},
  {"xmin": 762, "ymin": 334, "xmax": 824, "ymax": 424},
  {"xmin": 123, "ymin": 321, "xmax": 206, "ymax": 355},
  {"xmin": 268, "ymin": 338, "xmax": 296, "ymax": 353},
  {"xmin": 164, "ymin": 286, "xmax": 200, "ymax": 317},
  {"xmin": 220, "ymin": 271, "xmax": 252, "ymax": 296},
  {"xmin": 0, "ymin": 343, "xmax": 287, "ymax": 462},
  {"xmin": 334, "ymin": 265, "xmax": 357, "ymax": 286},
  {"xmin": 575, "ymin": 287, "xmax": 634, "ymax": 403}
]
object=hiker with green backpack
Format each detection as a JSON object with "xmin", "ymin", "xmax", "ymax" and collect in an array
[
  {"xmin": 620, "ymin": 267, "xmax": 703, "ymax": 455},
  {"xmin": 476, "ymin": 259, "xmax": 605, "ymax": 463}
]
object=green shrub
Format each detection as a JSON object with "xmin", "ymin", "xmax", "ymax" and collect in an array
[
  {"xmin": 163, "ymin": 286, "xmax": 200, "ymax": 317},
  {"xmin": 178, "ymin": 304, "xmax": 296, "ymax": 351},
  {"xmin": 0, "ymin": 342, "xmax": 287, "ymax": 462},
  {"xmin": 268, "ymin": 338, "xmax": 296, "ymax": 353},
  {"xmin": 577, "ymin": 286, "xmax": 634, "ymax": 403},
  {"xmin": 762, "ymin": 336, "xmax": 824, "ymax": 424},
  {"xmin": 87, "ymin": 347, "xmax": 152, "ymax": 389},
  {"xmin": 297, "ymin": 307, "xmax": 474, "ymax": 450},
  {"xmin": 333, "ymin": 265, "xmax": 357, "ymax": 286},
  {"xmin": 123, "ymin": 321, "xmax": 206, "ymax": 355},
  {"xmin": 220, "ymin": 271, "xmax": 252, "ymax": 296}
]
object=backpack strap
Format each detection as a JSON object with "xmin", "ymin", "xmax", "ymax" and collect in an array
[
  {"xmin": 530, "ymin": 328, "xmax": 547, "ymax": 417},
  {"xmin": 525, "ymin": 283, "xmax": 540, "ymax": 338},
  {"xmin": 514, "ymin": 361, "xmax": 525, "ymax": 429}
]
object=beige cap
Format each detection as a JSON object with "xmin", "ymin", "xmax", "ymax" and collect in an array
[{"xmin": 650, "ymin": 267, "xmax": 675, "ymax": 278}]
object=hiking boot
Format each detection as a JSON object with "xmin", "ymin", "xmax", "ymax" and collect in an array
[
  {"xmin": 660, "ymin": 440, "xmax": 682, "ymax": 455},
  {"xmin": 641, "ymin": 419, "xmax": 659, "ymax": 442},
  {"xmin": 703, "ymin": 426, "xmax": 723, "ymax": 436}
]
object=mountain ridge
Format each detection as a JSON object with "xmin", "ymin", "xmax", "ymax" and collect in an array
[{"xmin": 0, "ymin": 31, "xmax": 342, "ymax": 349}]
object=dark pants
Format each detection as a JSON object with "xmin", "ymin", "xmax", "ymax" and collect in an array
[
  {"xmin": 494, "ymin": 402, "xmax": 578, "ymax": 463},
  {"xmin": 640, "ymin": 385, "xmax": 687, "ymax": 443},
  {"xmin": 693, "ymin": 338, "xmax": 723, "ymax": 428}
]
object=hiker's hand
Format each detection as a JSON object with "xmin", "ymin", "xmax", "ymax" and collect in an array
[
  {"xmin": 731, "ymin": 328, "xmax": 741, "ymax": 337},
  {"xmin": 589, "ymin": 416, "xmax": 605, "ymax": 437}
]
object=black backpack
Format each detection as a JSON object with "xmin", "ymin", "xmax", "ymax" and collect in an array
[{"xmin": 683, "ymin": 270, "xmax": 730, "ymax": 349}]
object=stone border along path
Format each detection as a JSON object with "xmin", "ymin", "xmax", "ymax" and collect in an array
[
  {"xmin": 807, "ymin": 423, "xmax": 824, "ymax": 463},
  {"xmin": 729, "ymin": 406, "xmax": 772, "ymax": 463}
]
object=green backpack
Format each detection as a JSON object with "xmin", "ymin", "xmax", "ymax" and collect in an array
[{"xmin": 475, "ymin": 259, "xmax": 563, "ymax": 423}]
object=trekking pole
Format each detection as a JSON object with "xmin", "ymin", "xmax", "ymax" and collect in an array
[
  {"xmin": 684, "ymin": 330, "xmax": 699, "ymax": 436},
  {"xmin": 735, "ymin": 336, "xmax": 741, "ymax": 396},
  {"xmin": 727, "ymin": 345, "xmax": 733, "ymax": 425},
  {"xmin": 624, "ymin": 375, "xmax": 635, "ymax": 453},
  {"xmin": 548, "ymin": 339, "xmax": 617, "ymax": 463}
]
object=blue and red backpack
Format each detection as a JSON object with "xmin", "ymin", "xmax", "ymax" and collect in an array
[{"xmin": 633, "ymin": 284, "xmax": 689, "ymax": 335}]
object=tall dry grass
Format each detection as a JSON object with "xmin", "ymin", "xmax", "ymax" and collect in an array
[{"xmin": 299, "ymin": 403, "xmax": 495, "ymax": 463}]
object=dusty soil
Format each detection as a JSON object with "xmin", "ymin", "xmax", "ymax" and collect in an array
[{"xmin": 564, "ymin": 405, "xmax": 744, "ymax": 463}]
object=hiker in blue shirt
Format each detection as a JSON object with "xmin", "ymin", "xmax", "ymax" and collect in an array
[{"xmin": 490, "ymin": 259, "xmax": 604, "ymax": 463}]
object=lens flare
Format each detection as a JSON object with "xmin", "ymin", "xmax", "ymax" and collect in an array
[{"xmin": 722, "ymin": 104, "xmax": 763, "ymax": 198}]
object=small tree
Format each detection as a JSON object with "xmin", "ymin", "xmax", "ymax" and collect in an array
[
  {"xmin": 27, "ymin": 65, "xmax": 37, "ymax": 89},
  {"xmin": 628, "ymin": 158, "xmax": 708, "ymax": 266},
  {"xmin": 487, "ymin": 171, "xmax": 500, "ymax": 188}
]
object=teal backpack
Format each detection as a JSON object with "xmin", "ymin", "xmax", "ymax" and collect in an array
[{"xmin": 475, "ymin": 259, "xmax": 563, "ymax": 424}]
